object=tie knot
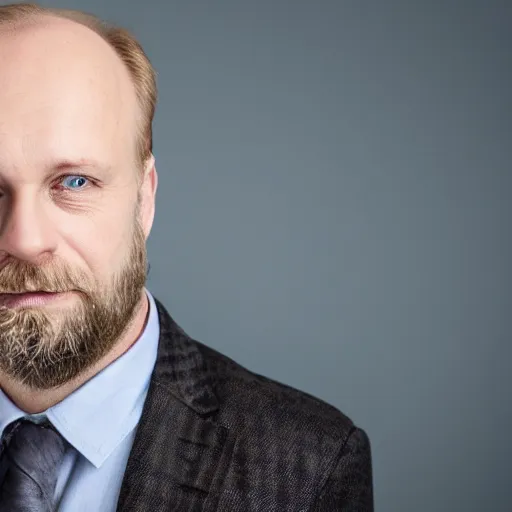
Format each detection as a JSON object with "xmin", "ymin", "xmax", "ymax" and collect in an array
[{"xmin": 3, "ymin": 416, "xmax": 53, "ymax": 440}]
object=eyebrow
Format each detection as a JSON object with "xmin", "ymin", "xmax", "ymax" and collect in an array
[
  {"xmin": 52, "ymin": 158, "xmax": 111, "ymax": 173},
  {"xmin": 50, "ymin": 158, "xmax": 110, "ymax": 170},
  {"xmin": 0, "ymin": 158, "xmax": 114, "ymax": 184}
]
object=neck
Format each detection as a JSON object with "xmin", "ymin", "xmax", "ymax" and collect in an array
[{"xmin": 0, "ymin": 291, "xmax": 150, "ymax": 414}]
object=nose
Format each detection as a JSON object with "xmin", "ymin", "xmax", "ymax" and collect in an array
[{"xmin": 0, "ymin": 189, "xmax": 58, "ymax": 264}]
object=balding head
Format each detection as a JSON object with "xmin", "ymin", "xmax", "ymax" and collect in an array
[
  {"xmin": 0, "ymin": 15, "xmax": 139, "ymax": 174},
  {"xmin": 0, "ymin": 3, "xmax": 157, "ymax": 170}
]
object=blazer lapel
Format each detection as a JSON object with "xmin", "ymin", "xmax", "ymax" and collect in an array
[{"xmin": 116, "ymin": 300, "xmax": 231, "ymax": 512}]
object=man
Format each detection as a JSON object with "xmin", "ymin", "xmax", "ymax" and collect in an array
[{"xmin": 0, "ymin": 3, "xmax": 373, "ymax": 511}]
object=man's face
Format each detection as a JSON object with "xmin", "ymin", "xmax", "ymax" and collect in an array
[{"xmin": 0, "ymin": 20, "xmax": 156, "ymax": 389}]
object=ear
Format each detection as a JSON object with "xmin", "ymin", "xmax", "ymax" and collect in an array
[{"xmin": 138, "ymin": 154, "xmax": 158, "ymax": 239}]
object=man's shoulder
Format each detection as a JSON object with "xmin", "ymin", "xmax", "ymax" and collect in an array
[
  {"xmin": 153, "ymin": 297, "xmax": 357, "ymax": 446},
  {"xmin": 140, "ymin": 301, "xmax": 373, "ymax": 510},
  {"xmin": 194, "ymin": 338, "xmax": 356, "ymax": 445}
]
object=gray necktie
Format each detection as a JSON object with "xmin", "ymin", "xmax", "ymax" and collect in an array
[{"xmin": 0, "ymin": 419, "xmax": 67, "ymax": 512}]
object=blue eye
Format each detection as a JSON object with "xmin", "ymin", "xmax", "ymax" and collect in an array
[{"xmin": 60, "ymin": 175, "xmax": 89, "ymax": 190}]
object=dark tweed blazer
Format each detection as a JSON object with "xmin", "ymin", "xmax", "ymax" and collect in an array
[{"xmin": 116, "ymin": 299, "xmax": 373, "ymax": 511}]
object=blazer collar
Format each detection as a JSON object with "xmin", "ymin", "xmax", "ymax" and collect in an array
[
  {"xmin": 116, "ymin": 299, "xmax": 230, "ymax": 512},
  {"xmin": 149, "ymin": 299, "xmax": 220, "ymax": 416}
]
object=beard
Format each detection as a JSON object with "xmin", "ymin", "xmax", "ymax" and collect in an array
[{"xmin": 0, "ymin": 218, "xmax": 147, "ymax": 390}]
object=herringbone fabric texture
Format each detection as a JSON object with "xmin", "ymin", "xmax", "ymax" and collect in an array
[{"xmin": 0, "ymin": 419, "xmax": 66, "ymax": 512}]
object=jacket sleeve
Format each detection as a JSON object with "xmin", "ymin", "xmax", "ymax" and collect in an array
[{"xmin": 313, "ymin": 427, "xmax": 374, "ymax": 511}]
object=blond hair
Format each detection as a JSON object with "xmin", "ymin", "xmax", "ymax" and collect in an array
[{"xmin": 0, "ymin": 3, "xmax": 157, "ymax": 169}]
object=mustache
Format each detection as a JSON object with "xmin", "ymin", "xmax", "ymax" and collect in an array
[{"xmin": 0, "ymin": 259, "xmax": 92, "ymax": 295}]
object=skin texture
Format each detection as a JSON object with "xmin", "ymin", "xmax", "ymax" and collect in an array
[{"xmin": 0, "ymin": 17, "xmax": 158, "ymax": 413}]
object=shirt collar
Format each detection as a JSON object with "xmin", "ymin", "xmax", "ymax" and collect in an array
[{"xmin": 0, "ymin": 289, "xmax": 160, "ymax": 468}]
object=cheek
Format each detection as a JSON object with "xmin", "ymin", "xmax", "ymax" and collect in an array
[{"xmin": 59, "ymin": 207, "xmax": 135, "ymax": 279}]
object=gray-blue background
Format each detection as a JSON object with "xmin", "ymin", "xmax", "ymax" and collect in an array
[{"xmin": 26, "ymin": 1, "xmax": 512, "ymax": 510}]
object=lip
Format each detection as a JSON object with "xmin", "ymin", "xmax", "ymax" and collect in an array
[{"xmin": 0, "ymin": 292, "xmax": 69, "ymax": 308}]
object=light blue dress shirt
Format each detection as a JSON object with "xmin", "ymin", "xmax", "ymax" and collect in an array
[{"xmin": 0, "ymin": 289, "xmax": 160, "ymax": 512}]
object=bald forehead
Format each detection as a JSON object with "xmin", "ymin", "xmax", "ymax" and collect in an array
[
  {"xmin": 0, "ymin": 16, "xmax": 135, "ymax": 104},
  {"xmin": 0, "ymin": 16, "xmax": 139, "ymax": 172}
]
